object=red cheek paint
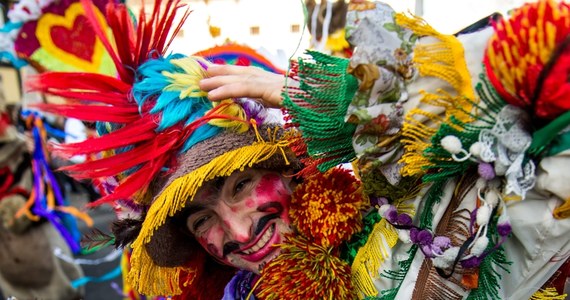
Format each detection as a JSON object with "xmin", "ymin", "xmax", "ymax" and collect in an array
[
  {"xmin": 223, "ymin": 220, "xmax": 232, "ymax": 229},
  {"xmin": 254, "ymin": 174, "xmax": 292, "ymax": 222},
  {"xmin": 197, "ymin": 226, "xmax": 225, "ymax": 258},
  {"xmin": 245, "ymin": 199, "xmax": 255, "ymax": 208},
  {"xmin": 255, "ymin": 174, "xmax": 281, "ymax": 200}
]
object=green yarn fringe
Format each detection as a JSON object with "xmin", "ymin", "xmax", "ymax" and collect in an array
[
  {"xmin": 282, "ymin": 50, "xmax": 359, "ymax": 173},
  {"xmin": 378, "ymin": 179, "xmax": 447, "ymax": 299},
  {"xmin": 466, "ymin": 214, "xmax": 512, "ymax": 300},
  {"xmin": 421, "ymin": 70, "xmax": 506, "ymax": 183}
]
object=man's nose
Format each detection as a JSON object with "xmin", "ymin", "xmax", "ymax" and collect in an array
[{"xmin": 219, "ymin": 204, "xmax": 253, "ymax": 243}]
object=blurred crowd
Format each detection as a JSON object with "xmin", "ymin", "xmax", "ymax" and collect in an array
[{"xmin": 0, "ymin": 93, "xmax": 99, "ymax": 299}]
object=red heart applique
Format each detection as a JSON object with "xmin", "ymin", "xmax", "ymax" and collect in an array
[
  {"xmin": 35, "ymin": 2, "xmax": 110, "ymax": 73},
  {"xmin": 50, "ymin": 15, "xmax": 96, "ymax": 62}
]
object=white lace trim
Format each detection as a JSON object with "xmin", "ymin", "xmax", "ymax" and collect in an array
[{"xmin": 479, "ymin": 105, "xmax": 535, "ymax": 198}]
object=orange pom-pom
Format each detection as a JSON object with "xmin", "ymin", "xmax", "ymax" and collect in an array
[
  {"xmin": 289, "ymin": 167, "xmax": 364, "ymax": 248},
  {"xmin": 257, "ymin": 235, "xmax": 356, "ymax": 300}
]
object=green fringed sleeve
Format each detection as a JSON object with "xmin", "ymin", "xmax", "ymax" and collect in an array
[{"xmin": 283, "ymin": 50, "xmax": 359, "ymax": 172}]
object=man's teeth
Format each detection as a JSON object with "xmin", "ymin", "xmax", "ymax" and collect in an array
[{"xmin": 242, "ymin": 225, "xmax": 274, "ymax": 255}]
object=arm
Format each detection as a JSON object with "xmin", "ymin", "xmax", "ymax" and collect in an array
[{"xmin": 199, "ymin": 64, "xmax": 289, "ymax": 108}]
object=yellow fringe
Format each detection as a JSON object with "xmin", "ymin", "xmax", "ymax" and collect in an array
[
  {"xmin": 128, "ymin": 127, "xmax": 294, "ymax": 296},
  {"xmin": 530, "ymin": 287, "xmax": 567, "ymax": 300},
  {"xmin": 394, "ymin": 13, "xmax": 477, "ymax": 177},
  {"xmin": 395, "ymin": 13, "xmax": 475, "ymax": 101},
  {"xmin": 351, "ymin": 218, "xmax": 399, "ymax": 297},
  {"xmin": 554, "ymin": 197, "xmax": 570, "ymax": 219}
]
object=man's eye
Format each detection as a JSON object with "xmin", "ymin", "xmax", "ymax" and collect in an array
[
  {"xmin": 192, "ymin": 215, "xmax": 211, "ymax": 232},
  {"xmin": 234, "ymin": 178, "xmax": 251, "ymax": 195}
]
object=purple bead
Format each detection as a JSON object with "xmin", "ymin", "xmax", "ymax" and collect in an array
[
  {"xmin": 377, "ymin": 197, "xmax": 389, "ymax": 206},
  {"xmin": 410, "ymin": 227, "xmax": 419, "ymax": 243},
  {"xmin": 497, "ymin": 222, "xmax": 512, "ymax": 236},
  {"xmin": 433, "ymin": 236, "xmax": 452, "ymax": 249},
  {"xmin": 421, "ymin": 244, "xmax": 435, "ymax": 258},
  {"xmin": 460, "ymin": 256, "xmax": 482, "ymax": 268},
  {"xmin": 386, "ymin": 206, "xmax": 398, "ymax": 223},
  {"xmin": 417, "ymin": 230, "xmax": 433, "ymax": 245},
  {"xmin": 397, "ymin": 213, "xmax": 413, "ymax": 226},
  {"xmin": 478, "ymin": 162, "xmax": 495, "ymax": 180}
]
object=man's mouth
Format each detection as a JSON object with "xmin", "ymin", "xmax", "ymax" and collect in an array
[
  {"xmin": 237, "ymin": 223, "xmax": 280, "ymax": 262},
  {"xmin": 241, "ymin": 224, "xmax": 274, "ymax": 255}
]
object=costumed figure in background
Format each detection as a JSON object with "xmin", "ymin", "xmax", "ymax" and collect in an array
[
  {"xmin": 0, "ymin": 81, "xmax": 85, "ymax": 299},
  {"xmin": 305, "ymin": 0, "xmax": 352, "ymax": 57},
  {"xmin": 30, "ymin": 0, "xmax": 570, "ymax": 300}
]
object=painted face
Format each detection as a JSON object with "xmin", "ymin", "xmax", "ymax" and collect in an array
[{"xmin": 186, "ymin": 168, "xmax": 295, "ymax": 273}]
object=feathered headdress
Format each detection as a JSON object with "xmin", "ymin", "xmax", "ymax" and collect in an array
[{"xmin": 28, "ymin": 0, "xmax": 300, "ymax": 297}]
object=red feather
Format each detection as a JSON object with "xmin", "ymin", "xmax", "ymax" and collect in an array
[
  {"xmin": 105, "ymin": 3, "xmax": 136, "ymax": 80},
  {"xmin": 86, "ymin": 153, "xmax": 171, "ymax": 206},
  {"xmin": 80, "ymin": 0, "xmax": 130, "ymax": 81},
  {"xmin": 29, "ymin": 72, "xmax": 131, "ymax": 93},
  {"xmin": 49, "ymin": 117, "xmax": 159, "ymax": 156},
  {"xmin": 58, "ymin": 132, "xmax": 178, "ymax": 179},
  {"xmin": 30, "ymin": 104, "xmax": 140, "ymax": 124}
]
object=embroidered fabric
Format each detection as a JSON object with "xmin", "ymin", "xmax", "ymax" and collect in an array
[
  {"xmin": 479, "ymin": 105, "xmax": 536, "ymax": 198},
  {"xmin": 344, "ymin": 2, "xmax": 417, "ymax": 187},
  {"xmin": 222, "ymin": 270, "xmax": 257, "ymax": 300}
]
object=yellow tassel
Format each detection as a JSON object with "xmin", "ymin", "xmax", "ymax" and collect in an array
[
  {"xmin": 530, "ymin": 287, "xmax": 567, "ymax": 300},
  {"xmin": 351, "ymin": 219, "xmax": 399, "ymax": 297},
  {"xmin": 394, "ymin": 13, "xmax": 477, "ymax": 177},
  {"xmin": 554, "ymin": 197, "xmax": 570, "ymax": 219},
  {"xmin": 128, "ymin": 248, "xmax": 183, "ymax": 296},
  {"xmin": 128, "ymin": 129, "xmax": 295, "ymax": 296},
  {"xmin": 394, "ymin": 13, "xmax": 475, "ymax": 101},
  {"xmin": 399, "ymin": 108, "xmax": 438, "ymax": 176}
]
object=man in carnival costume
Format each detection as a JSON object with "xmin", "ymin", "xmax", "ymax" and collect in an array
[
  {"xmin": 0, "ymin": 85, "xmax": 84, "ymax": 299},
  {"xmin": 201, "ymin": 0, "xmax": 570, "ymax": 299},
  {"xmin": 33, "ymin": 0, "xmax": 570, "ymax": 300}
]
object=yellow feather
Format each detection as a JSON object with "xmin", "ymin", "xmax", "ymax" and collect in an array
[{"xmin": 162, "ymin": 57, "xmax": 210, "ymax": 99}]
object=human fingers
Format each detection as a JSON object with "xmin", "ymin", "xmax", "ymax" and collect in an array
[
  {"xmin": 205, "ymin": 63, "xmax": 266, "ymax": 77},
  {"xmin": 200, "ymin": 65, "xmax": 286, "ymax": 107},
  {"xmin": 202, "ymin": 77, "xmax": 284, "ymax": 108}
]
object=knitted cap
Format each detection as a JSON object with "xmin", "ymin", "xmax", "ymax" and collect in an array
[{"xmin": 134, "ymin": 124, "xmax": 301, "ymax": 295}]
